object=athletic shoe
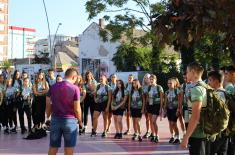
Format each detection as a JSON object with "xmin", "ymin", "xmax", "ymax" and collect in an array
[
  {"xmin": 143, "ymin": 132, "xmax": 151, "ymax": 138},
  {"xmin": 132, "ymin": 134, "xmax": 138, "ymax": 141},
  {"xmin": 154, "ymin": 136, "xmax": 159, "ymax": 143},
  {"xmin": 90, "ymin": 131, "xmax": 97, "ymax": 137},
  {"xmin": 173, "ymin": 138, "xmax": 181, "ymax": 144},
  {"xmin": 101, "ymin": 132, "xmax": 107, "ymax": 138},
  {"xmin": 10, "ymin": 128, "xmax": 17, "ymax": 134},
  {"xmin": 114, "ymin": 133, "xmax": 118, "ymax": 139},
  {"xmin": 118, "ymin": 133, "xmax": 123, "ymax": 139},
  {"xmin": 79, "ymin": 127, "xmax": 85, "ymax": 135},
  {"xmin": 21, "ymin": 128, "xmax": 27, "ymax": 134},
  {"xmin": 169, "ymin": 137, "xmax": 175, "ymax": 143},
  {"xmin": 123, "ymin": 130, "xmax": 130, "ymax": 135},
  {"xmin": 151, "ymin": 136, "xmax": 156, "ymax": 142},
  {"xmin": 4, "ymin": 128, "xmax": 9, "ymax": 134},
  {"xmin": 138, "ymin": 135, "xmax": 143, "ymax": 142}
]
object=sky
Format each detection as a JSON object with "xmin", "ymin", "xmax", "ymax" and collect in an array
[
  {"xmin": 9, "ymin": 0, "xmax": 98, "ymax": 38},
  {"xmin": 9, "ymin": 0, "xmax": 157, "ymax": 39}
]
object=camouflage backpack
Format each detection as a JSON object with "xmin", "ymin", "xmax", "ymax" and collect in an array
[
  {"xmin": 197, "ymin": 83, "xmax": 230, "ymax": 140},
  {"xmin": 223, "ymin": 92, "xmax": 235, "ymax": 134}
]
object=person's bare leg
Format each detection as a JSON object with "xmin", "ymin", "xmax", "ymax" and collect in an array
[
  {"xmin": 118, "ymin": 116, "xmax": 123, "ymax": 133},
  {"xmin": 114, "ymin": 116, "xmax": 118, "ymax": 133},
  {"xmin": 93, "ymin": 111, "xmax": 100, "ymax": 132},
  {"xmin": 64, "ymin": 147, "xmax": 74, "ymax": 155},
  {"xmin": 107, "ymin": 112, "xmax": 112, "ymax": 132},
  {"xmin": 48, "ymin": 147, "xmax": 58, "ymax": 155},
  {"xmin": 102, "ymin": 112, "xmax": 108, "ymax": 132}
]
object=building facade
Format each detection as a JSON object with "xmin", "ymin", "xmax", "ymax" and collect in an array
[
  {"xmin": 79, "ymin": 22, "xmax": 120, "ymax": 79},
  {"xmin": 8, "ymin": 26, "xmax": 36, "ymax": 59},
  {"xmin": 34, "ymin": 38, "xmax": 48, "ymax": 57},
  {"xmin": 0, "ymin": 0, "xmax": 8, "ymax": 61}
]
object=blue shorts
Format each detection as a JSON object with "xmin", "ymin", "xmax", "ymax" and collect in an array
[{"xmin": 50, "ymin": 117, "xmax": 78, "ymax": 148}]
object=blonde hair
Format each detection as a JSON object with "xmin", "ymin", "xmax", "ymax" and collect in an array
[{"xmin": 168, "ymin": 78, "xmax": 177, "ymax": 89}]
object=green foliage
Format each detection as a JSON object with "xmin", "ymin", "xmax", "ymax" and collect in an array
[
  {"xmin": 86, "ymin": 0, "xmax": 170, "ymax": 72},
  {"xmin": 1, "ymin": 60, "xmax": 13, "ymax": 69},
  {"xmin": 153, "ymin": 0, "xmax": 235, "ymax": 64},
  {"xmin": 194, "ymin": 33, "xmax": 232, "ymax": 69},
  {"xmin": 112, "ymin": 44, "xmax": 151, "ymax": 71}
]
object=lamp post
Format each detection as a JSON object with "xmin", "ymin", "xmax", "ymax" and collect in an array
[
  {"xmin": 52, "ymin": 23, "xmax": 62, "ymax": 71},
  {"xmin": 42, "ymin": 0, "xmax": 52, "ymax": 57}
]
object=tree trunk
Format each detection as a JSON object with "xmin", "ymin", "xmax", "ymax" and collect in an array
[{"xmin": 180, "ymin": 46, "xmax": 195, "ymax": 72}]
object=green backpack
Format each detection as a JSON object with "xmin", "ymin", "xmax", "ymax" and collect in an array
[
  {"xmin": 223, "ymin": 92, "xmax": 235, "ymax": 134},
  {"xmin": 197, "ymin": 83, "xmax": 230, "ymax": 140}
]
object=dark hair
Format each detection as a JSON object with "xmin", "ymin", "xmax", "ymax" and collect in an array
[
  {"xmin": 187, "ymin": 62, "xmax": 204, "ymax": 75},
  {"xmin": 48, "ymin": 69, "xmax": 54, "ymax": 72},
  {"xmin": 85, "ymin": 71, "xmax": 94, "ymax": 83},
  {"xmin": 113, "ymin": 80, "xmax": 125, "ymax": 99},
  {"xmin": 0, "ymin": 74, "xmax": 5, "ymax": 84},
  {"xmin": 22, "ymin": 71, "xmax": 27, "ymax": 74},
  {"xmin": 225, "ymin": 65, "xmax": 235, "ymax": 72},
  {"xmin": 56, "ymin": 74, "xmax": 62, "ymax": 78},
  {"xmin": 220, "ymin": 66, "xmax": 226, "ymax": 72},
  {"xmin": 208, "ymin": 71, "xmax": 224, "ymax": 83},
  {"xmin": 65, "ymin": 68, "xmax": 78, "ymax": 77},
  {"xmin": 12, "ymin": 70, "xmax": 22, "ymax": 87}
]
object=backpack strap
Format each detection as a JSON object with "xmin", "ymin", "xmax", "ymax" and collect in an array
[
  {"xmin": 96, "ymin": 84, "xmax": 109, "ymax": 94},
  {"xmin": 148, "ymin": 85, "xmax": 151, "ymax": 92}
]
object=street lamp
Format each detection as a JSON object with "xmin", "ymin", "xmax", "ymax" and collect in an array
[
  {"xmin": 42, "ymin": 0, "xmax": 52, "ymax": 58},
  {"xmin": 52, "ymin": 23, "xmax": 62, "ymax": 71}
]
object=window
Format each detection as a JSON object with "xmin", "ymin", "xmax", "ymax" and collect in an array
[
  {"xmin": 0, "ymin": 14, "xmax": 4, "ymax": 21},
  {"xmin": 0, "ymin": 35, "xmax": 4, "ymax": 41},
  {"xmin": 0, "ymin": 45, "xmax": 3, "ymax": 54},
  {"xmin": 0, "ymin": 24, "xmax": 4, "ymax": 31},
  {"xmin": 0, "ymin": 3, "xmax": 4, "ymax": 11}
]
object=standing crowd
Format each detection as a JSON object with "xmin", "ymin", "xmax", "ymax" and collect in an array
[{"xmin": 0, "ymin": 62, "xmax": 235, "ymax": 155}]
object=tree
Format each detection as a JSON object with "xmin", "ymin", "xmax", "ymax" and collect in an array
[
  {"xmin": 194, "ymin": 33, "xmax": 232, "ymax": 70},
  {"xmin": 153, "ymin": 0, "xmax": 235, "ymax": 68},
  {"xmin": 1, "ymin": 60, "xmax": 13, "ymax": 70},
  {"xmin": 112, "ymin": 44, "xmax": 151, "ymax": 71},
  {"xmin": 85, "ymin": 0, "xmax": 168, "ymax": 72}
]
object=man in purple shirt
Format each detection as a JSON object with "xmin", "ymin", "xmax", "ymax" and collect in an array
[{"xmin": 46, "ymin": 68, "xmax": 81, "ymax": 155}]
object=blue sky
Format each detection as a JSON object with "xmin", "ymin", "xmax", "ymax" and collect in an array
[
  {"xmin": 9, "ymin": 0, "xmax": 98, "ymax": 38},
  {"xmin": 9, "ymin": 0, "xmax": 157, "ymax": 38}
]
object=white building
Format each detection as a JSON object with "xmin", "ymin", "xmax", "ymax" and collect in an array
[
  {"xmin": 79, "ymin": 21, "xmax": 120, "ymax": 78},
  {"xmin": 34, "ymin": 38, "xmax": 48, "ymax": 57},
  {"xmin": 8, "ymin": 26, "xmax": 36, "ymax": 59}
]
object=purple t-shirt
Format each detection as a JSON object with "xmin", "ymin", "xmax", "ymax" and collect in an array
[{"xmin": 48, "ymin": 81, "xmax": 80, "ymax": 118}]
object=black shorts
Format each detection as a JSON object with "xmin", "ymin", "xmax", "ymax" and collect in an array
[
  {"xmin": 167, "ymin": 108, "xmax": 178, "ymax": 122},
  {"xmin": 147, "ymin": 104, "xmax": 160, "ymax": 115},
  {"xmin": 130, "ymin": 108, "xmax": 142, "ymax": 118},
  {"xmin": 113, "ymin": 108, "xmax": 125, "ymax": 116},
  {"xmin": 94, "ymin": 102, "xmax": 108, "ymax": 113}
]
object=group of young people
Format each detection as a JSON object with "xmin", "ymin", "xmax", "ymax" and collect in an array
[
  {"xmin": 0, "ymin": 69, "xmax": 62, "ymax": 135},
  {"xmin": 75, "ymin": 63, "xmax": 235, "ymax": 155},
  {"xmin": 79, "ymin": 71, "xmax": 190, "ymax": 144},
  {"xmin": 0, "ymin": 62, "xmax": 235, "ymax": 155}
]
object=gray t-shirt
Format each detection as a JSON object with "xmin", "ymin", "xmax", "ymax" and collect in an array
[{"xmin": 131, "ymin": 90, "xmax": 143, "ymax": 109}]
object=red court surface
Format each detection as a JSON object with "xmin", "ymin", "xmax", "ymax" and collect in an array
[{"xmin": 0, "ymin": 115, "xmax": 189, "ymax": 155}]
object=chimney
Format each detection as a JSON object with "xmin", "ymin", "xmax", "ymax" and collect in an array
[{"xmin": 99, "ymin": 18, "xmax": 105, "ymax": 29}]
